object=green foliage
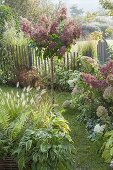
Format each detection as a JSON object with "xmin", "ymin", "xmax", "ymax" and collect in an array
[
  {"xmin": 78, "ymin": 42, "xmax": 97, "ymax": 58},
  {"xmin": 45, "ymin": 66, "xmax": 81, "ymax": 91},
  {"xmin": 100, "ymin": 0, "xmax": 113, "ymax": 15},
  {"xmin": 2, "ymin": 20, "xmax": 28, "ymax": 46},
  {"xmin": 102, "ymin": 130, "xmax": 113, "ymax": 163},
  {"xmin": 0, "ymin": 5, "xmax": 13, "ymax": 39},
  {"xmin": 0, "ymin": 87, "xmax": 74, "ymax": 169},
  {"xmin": 0, "ymin": 44, "xmax": 15, "ymax": 83},
  {"xmin": 70, "ymin": 5, "xmax": 84, "ymax": 17},
  {"xmin": 4, "ymin": 0, "xmax": 56, "ymax": 22},
  {"xmin": 88, "ymin": 31, "xmax": 103, "ymax": 41},
  {"xmin": 14, "ymin": 126, "xmax": 74, "ymax": 170}
]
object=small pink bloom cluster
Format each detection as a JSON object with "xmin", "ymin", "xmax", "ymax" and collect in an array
[
  {"xmin": 100, "ymin": 60, "xmax": 113, "ymax": 77},
  {"xmin": 81, "ymin": 73, "xmax": 107, "ymax": 89},
  {"xmin": 50, "ymin": 21, "xmax": 59, "ymax": 34},
  {"xmin": 21, "ymin": 7, "xmax": 81, "ymax": 58},
  {"xmin": 60, "ymin": 21, "xmax": 80, "ymax": 46},
  {"xmin": 103, "ymin": 86, "xmax": 113, "ymax": 100},
  {"xmin": 21, "ymin": 18, "xmax": 32, "ymax": 36},
  {"xmin": 57, "ymin": 7, "xmax": 67, "ymax": 21},
  {"xmin": 57, "ymin": 46, "xmax": 67, "ymax": 56}
]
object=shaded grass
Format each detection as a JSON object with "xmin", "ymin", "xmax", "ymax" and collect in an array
[
  {"xmin": 55, "ymin": 92, "xmax": 109, "ymax": 170},
  {"xmin": 0, "ymin": 86, "xmax": 110, "ymax": 170}
]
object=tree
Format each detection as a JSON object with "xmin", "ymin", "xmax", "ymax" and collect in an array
[
  {"xmin": 85, "ymin": 12, "xmax": 98, "ymax": 22},
  {"xmin": 99, "ymin": 0, "xmax": 113, "ymax": 15},
  {"xmin": 0, "ymin": 5, "xmax": 14, "ymax": 39},
  {"xmin": 3, "ymin": 0, "xmax": 56, "ymax": 22},
  {"xmin": 70, "ymin": 5, "xmax": 84, "ymax": 17}
]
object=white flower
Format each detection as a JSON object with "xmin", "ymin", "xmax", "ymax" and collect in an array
[
  {"xmin": 30, "ymin": 98, "xmax": 34, "ymax": 105},
  {"xmin": 71, "ymin": 86, "xmax": 79, "ymax": 96},
  {"xmin": 110, "ymin": 161, "xmax": 113, "ymax": 168},
  {"xmin": 16, "ymin": 91, "xmax": 19, "ymax": 98},
  {"xmin": 22, "ymin": 100, "xmax": 26, "ymax": 107},
  {"xmin": 21, "ymin": 93, "xmax": 25, "ymax": 101},
  {"xmin": 73, "ymin": 78, "xmax": 78, "ymax": 83},
  {"xmin": 67, "ymin": 80, "xmax": 74, "ymax": 88},
  {"xmin": 94, "ymin": 124, "xmax": 105, "ymax": 133},
  {"xmin": 16, "ymin": 82, "xmax": 19, "ymax": 88}
]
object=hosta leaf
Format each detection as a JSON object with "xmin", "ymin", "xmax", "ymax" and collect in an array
[
  {"xmin": 40, "ymin": 144, "xmax": 51, "ymax": 153},
  {"xmin": 18, "ymin": 156, "xmax": 25, "ymax": 170},
  {"xmin": 26, "ymin": 140, "xmax": 32, "ymax": 151},
  {"xmin": 102, "ymin": 149, "xmax": 111, "ymax": 163},
  {"xmin": 110, "ymin": 147, "xmax": 113, "ymax": 156},
  {"xmin": 33, "ymin": 153, "xmax": 38, "ymax": 162}
]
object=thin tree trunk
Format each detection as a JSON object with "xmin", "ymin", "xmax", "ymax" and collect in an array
[{"xmin": 50, "ymin": 57, "xmax": 54, "ymax": 112}]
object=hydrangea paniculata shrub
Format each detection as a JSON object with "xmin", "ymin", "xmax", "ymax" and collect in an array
[{"xmin": 21, "ymin": 7, "xmax": 81, "ymax": 59}]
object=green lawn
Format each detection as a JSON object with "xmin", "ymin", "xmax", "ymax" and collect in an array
[{"xmin": 0, "ymin": 86, "xmax": 110, "ymax": 170}]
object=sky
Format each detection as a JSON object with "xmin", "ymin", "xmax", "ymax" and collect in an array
[{"xmin": 53, "ymin": 0, "xmax": 100, "ymax": 12}]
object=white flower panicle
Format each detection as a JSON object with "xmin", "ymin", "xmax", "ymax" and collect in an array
[{"xmin": 94, "ymin": 124, "xmax": 105, "ymax": 133}]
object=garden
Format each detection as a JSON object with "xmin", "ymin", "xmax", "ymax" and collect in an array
[{"xmin": 0, "ymin": 0, "xmax": 113, "ymax": 170}]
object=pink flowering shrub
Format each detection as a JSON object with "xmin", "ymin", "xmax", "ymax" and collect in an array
[
  {"xmin": 81, "ymin": 60, "xmax": 113, "ymax": 90},
  {"xmin": 81, "ymin": 73, "xmax": 107, "ymax": 89},
  {"xmin": 21, "ymin": 7, "xmax": 81, "ymax": 58}
]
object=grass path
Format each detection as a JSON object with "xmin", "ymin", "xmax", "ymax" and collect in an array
[{"xmin": 55, "ymin": 92, "xmax": 110, "ymax": 170}]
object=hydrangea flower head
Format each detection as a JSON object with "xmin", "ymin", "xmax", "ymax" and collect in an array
[
  {"xmin": 94, "ymin": 124, "xmax": 105, "ymax": 133},
  {"xmin": 96, "ymin": 106, "xmax": 108, "ymax": 118}
]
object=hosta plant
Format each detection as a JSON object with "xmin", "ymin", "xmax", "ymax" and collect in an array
[{"xmin": 13, "ymin": 117, "xmax": 75, "ymax": 170}]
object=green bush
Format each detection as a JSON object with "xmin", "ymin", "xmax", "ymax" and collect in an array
[
  {"xmin": 2, "ymin": 20, "xmax": 28, "ymax": 46},
  {"xmin": 0, "ymin": 5, "xmax": 13, "ymax": 39}
]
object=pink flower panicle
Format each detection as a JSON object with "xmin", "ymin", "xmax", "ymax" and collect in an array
[
  {"xmin": 57, "ymin": 7, "xmax": 67, "ymax": 21},
  {"xmin": 21, "ymin": 7, "xmax": 81, "ymax": 57},
  {"xmin": 50, "ymin": 21, "xmax": 59, "ymax": 34},
  {"xmin": 100, "ymin": 60, "xmax": 113, "ymax": 77},
  {"xmin": 81, "ymin": 73, "xmax": 107, "ymax": 89},
  {"xmin": 38, "ymin": 15, "xmax": 51, "ymax": 31},
  {"xmin": 21, "ymin": 18, "xmax": 32, "ymax": 36},
  {"xmin": 58, "ymin": 46, "xmax": 67, "ymax": 56},
  {"xmin": 60, "ymin": 21, "xmax": 80, "ymax": 45},
  {"xmin": 48, "ymin": 42, "xmax": 57, "ymax": 49}
]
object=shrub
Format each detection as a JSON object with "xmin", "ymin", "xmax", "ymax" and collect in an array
[
  {"xmin": 0, "ymin": 5, "xmax": 13, "ymax": 39},
  {"xmin": 8, "ymin": 66, "xmax": 44, "ymax": 88}
]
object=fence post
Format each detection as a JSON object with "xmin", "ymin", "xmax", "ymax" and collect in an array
[
  {"xmin": 28, "ymin": 46, "xmax": 33, "ymax": 68},
  {"xmin": 97, "ymin": 39, "xmax": 110, "ymax": 64}
]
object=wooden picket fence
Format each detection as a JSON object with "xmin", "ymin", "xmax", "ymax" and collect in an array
[
  {"xmin": 0, "ymin": 45, "xmax": 79, "ymax": 80},
  {"xmin": 0, "ymin": 39, "xmax": 111, "ymax": 81}
]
